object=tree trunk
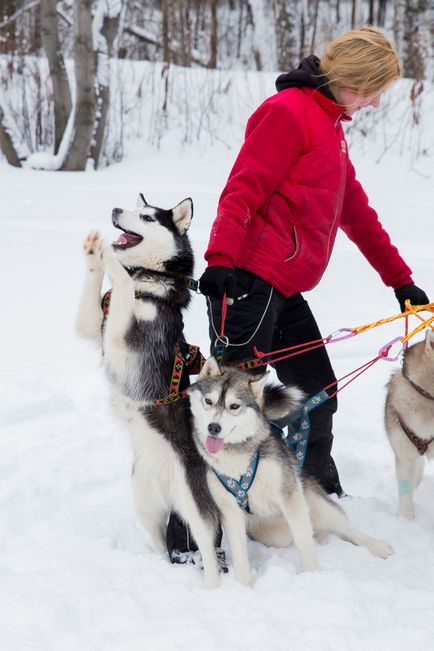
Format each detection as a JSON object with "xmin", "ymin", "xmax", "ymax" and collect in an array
[
  {"xmin": 401, "ymin": 0, "xmax": 429, "ymax": 80},
  {"xmin": 208, "ymin": 0, "xmax": 217, "ymax": 68},
  {"xmin": 368, "ymin": 0, "xmax": 375, "ymax": 23},
  {"xmin": 311, "ymin": 0, "xmax": 320, "ymax": 53},
  {"xmin": 300, "ymin": 0, "xmax": 309, "ymax": 58},
  {"xmin": 40, "ymin": 0, "xmax": 72, "ymax": 155},
  {"xmin": 0, "ymin": 106, "xmax": 21, "ymax": 167},
  {"xmin": 162, "ymin": 0, "xmax": 171, "ymax": 63},
  {"xmin": 274, "ymin": 0, "xmax": 298, "ymax": 70},
  {"xmin": 377, "ymin": 0, "xmax": 388, "ymax": 25},
  {"xmin": 351, "ymin": 0, "xmax": 362, "ymax": 28},
  {"xmin": 90, "ymin": 6, "xmax": 121, "ymax": 169},
  {"xmin": 62, "ymin": 0, "xmax": 96, "ymax": 171}
]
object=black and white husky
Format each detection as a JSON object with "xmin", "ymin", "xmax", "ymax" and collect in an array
[
  {"xmin": 76, "ymin": 195, "xmax": 222, "ymax": 588},
  {"xmin": 188, "ymin": 357, "xmax": 393, "ymax": 587}
]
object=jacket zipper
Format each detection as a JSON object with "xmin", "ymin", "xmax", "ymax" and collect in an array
[{"xmin": 307, "ymin": 115, "xmax": 346, "ymax": 291}]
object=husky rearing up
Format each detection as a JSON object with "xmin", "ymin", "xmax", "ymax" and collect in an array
[
  {"xmin": 188, "ymin": 357, "xmax": 393, "ymax": 586},
  {"xmin": 385, "ymin": 330, "xmax": 434, "ymax": 519},
  {"xmin": 76, "ymin": 195, "xmax": 222, "ymax": 588}
]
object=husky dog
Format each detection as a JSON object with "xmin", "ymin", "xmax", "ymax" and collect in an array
[
  {"xmin": 188, "ymin": 357, "xmax": 393, "ymax": 586},
  {"xmin": 76, "ymin": 194, "xmax": 222, "ymax": 588},
  {"xmin": 385, "ymin": 330, "xmax": 434, "ymax": 519}
]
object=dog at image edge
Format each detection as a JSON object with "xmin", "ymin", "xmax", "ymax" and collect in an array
[
  {"xmin": 188, "ymin": 357, "xmax": 393, "ymax": 587},
  {"xmin": 385, "ymin": 330, "xmax": 434, "ymax": 519},
  {"xmin": 75, "ymin": 194, "xmax": 223, "ymax": 588}
]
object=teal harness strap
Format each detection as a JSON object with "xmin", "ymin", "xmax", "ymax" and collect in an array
[
  {"xmin": 273, "ymin": 390, "xmax": 331, "ymax": 468},
  {"xmin": 212, "ymin": 450, "xmax": 260, "ymax": 513}
]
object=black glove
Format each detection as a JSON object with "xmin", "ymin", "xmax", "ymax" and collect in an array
[
  {"xmin": 394, "ymin": 283, "xmax": 429, "ymax": 312},
  {"xmin": 199, "ymin": 266, "xmax": 235, "ymax": 300}
]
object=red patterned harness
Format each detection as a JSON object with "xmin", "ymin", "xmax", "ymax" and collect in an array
[{"xmin": 101, "ymin": 289, "xmax": 205, "ymax": 405}]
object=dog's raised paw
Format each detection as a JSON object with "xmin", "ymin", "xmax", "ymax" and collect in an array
[{"xmin": 84, "ymin": 231, "xmax": 101, "ymax": 256}]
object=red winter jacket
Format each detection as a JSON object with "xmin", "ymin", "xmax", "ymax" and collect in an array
[{"xmin": 204, "ymin": 87, "xmax": 412, "ymax": 297}]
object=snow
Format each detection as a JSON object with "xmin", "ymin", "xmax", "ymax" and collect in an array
[{"xmin": 1, "ymin": 133, "xmax": 434, "ymax": 650}]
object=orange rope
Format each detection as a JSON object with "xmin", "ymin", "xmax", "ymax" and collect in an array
[{"xmin": 352, "ymin": 302, "xmax": 434, "ymax": 343}]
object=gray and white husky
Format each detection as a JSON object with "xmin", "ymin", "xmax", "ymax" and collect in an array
[
  {"xmin": 76, "ymin": 194, "xmax": 222, "ymax": 588},
  {"xmin": 385, "ymin": 330, "xmax": 434, "ymax": 519},
  {"xmin": 188, "ymin": 357, "xmax": 393, "ymax": 586}
]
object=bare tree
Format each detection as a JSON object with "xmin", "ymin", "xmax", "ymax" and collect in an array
[
  {"xmin": 40, "ymin": 0, "xmax": 72, "ymax": 154},
  {"xmin": 274, "ymin": 0, "xmax": 299, "ymax": 70},
  {"xmin": 400, "ymin": 0, "xmax": 430, "ymax": 80},
  {"xmin": 62, "ymin": 0, "xmax": 96, "ymax": 170},
  {"xmin": 90, "ymin": 4, "xmax": 122, "ymax": 167},
  {"xmin": 209, "ymin": 0, "xmax": 217, "ymax": 68},
  {"xmin": 351, "ymin": 0, "xmax": 363, "ymax": 27},
  {"xmin": 0, "ymin": 106, "xmax": 21, "ymax": 166}
]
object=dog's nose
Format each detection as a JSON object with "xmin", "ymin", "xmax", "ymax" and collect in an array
[
  {"xmin": 112, "ymin": 207, "xmax": 122, "ymax": 216},
  {"xmin": 207, "ymin": 422, "xmax": 221, "ymax": 436}
]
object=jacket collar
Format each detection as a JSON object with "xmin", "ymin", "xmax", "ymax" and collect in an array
[{"xmin": 302, "ymin": 87, "xmax": 352, "ymax": 123}]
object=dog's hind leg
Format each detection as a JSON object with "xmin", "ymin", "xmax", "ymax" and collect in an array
[
  {"xmin": 247, "ymin": 514, "xmax": 293, "ymax": 548},
  {"xmin": 76, "ymin": 232, "xmax": 104, "ymax": 341},
  {"xmin": 280, "ymin": 479, "xmax": 319, "ymax": 572},
  {"xmin": 304, "ymin": 483, "xmax": 393, "ymax": 559},
  {"xmin": 132, "ymin": 461, "xmax": 167, "ymax": 554}
]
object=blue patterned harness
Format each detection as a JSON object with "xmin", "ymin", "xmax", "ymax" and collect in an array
[{"xmin": 212, "ymin": 450, "xmax": 260, "ymax": 513}]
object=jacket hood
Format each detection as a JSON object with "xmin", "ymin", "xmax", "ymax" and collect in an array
[{"xmin": 275, "ymin": 55, "xmax": 335, "ymax": 101}]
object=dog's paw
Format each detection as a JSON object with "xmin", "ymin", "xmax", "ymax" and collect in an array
[
  {"xmin": 83, "ymin": 231, "xmax": 104, "ymax": 271},
  {"xmin": 366, "ymin": 538, "xmax": 394, "ymax": 559}
]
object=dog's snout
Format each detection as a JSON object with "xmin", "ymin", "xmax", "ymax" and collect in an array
[
  {"xmin": 207, "ymin": 422, "xmax": 221, "ymax": 436},
  {"xmin": 112, "ymin": 207, "xmax": 122, "ymax": 216}
]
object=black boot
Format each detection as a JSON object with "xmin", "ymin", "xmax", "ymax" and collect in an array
[{"xmin": 166, "ymin": 512, "xmax": 228, "ymax": 572}]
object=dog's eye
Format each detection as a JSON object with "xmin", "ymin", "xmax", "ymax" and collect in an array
[
  {"xmin": 141, "ymin": 214, "xmax": 155, "ymax": 222},
  {"xmin": 204, "ymin": 397, "xmax": 213, "ymax": 406},
  {"xmin": 230, "ymin": 403, "xmax": 240, "ymax": 411}
]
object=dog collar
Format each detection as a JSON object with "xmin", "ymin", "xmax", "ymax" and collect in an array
[
  {"xmin": 402, "ymin": 367, "xmax": 434, "ymax": 401},
  {"xmin": 212, "ymin": 449, "xmax": 260, "ymax": 513}
]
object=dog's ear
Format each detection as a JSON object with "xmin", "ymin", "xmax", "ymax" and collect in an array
[
  {"xmin": 199, "ymin": 356, "xmax": 222, "ymax": 379},
  {"xmin": 248, "ymin": 371, "xmax": 270, "ymax": 403},
  {"xmin": 425, "ymin": 329, "xmax": 434, "ymax": 354},
  {"xmin": 136, "ymin": 194, "xmax": 148, "ymax": 209},
  {"xmin": 172, "ymin": 198, "xmax": 193, "ymax": 235},
  {"xmin": 263, "ymin": 385, "xmax": 305, "ymax": 421}
]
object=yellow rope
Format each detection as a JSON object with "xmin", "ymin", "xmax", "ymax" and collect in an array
[{"xmin": 352, "ymin": 302, "xmax": 434, "ymax": 343}]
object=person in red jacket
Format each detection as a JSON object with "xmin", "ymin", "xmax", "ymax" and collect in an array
[{"xmin": 199, "ymin": 26, "xmax": 429, "ymax": 496}]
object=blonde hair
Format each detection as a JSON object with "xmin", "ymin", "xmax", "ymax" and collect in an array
[{"xmin": 320, "ymin": 27, "xmax": 401, "ymax": 98}]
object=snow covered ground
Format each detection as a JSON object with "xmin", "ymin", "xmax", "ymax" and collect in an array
[{"xmin": 1, "ymin": 137, "xmax": 433, "ymax": 650}]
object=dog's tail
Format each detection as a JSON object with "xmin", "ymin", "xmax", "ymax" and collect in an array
[{"xmin": 263, "ymin": 384, "xmax": 305, "ymax": 421}]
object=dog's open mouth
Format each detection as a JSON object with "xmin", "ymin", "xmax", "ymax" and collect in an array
[{"xmin": 112, "ymin": 227, "xmax": 143, "ymax": 249}]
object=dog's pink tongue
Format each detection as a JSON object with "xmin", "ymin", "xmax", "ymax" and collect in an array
[
  {"xmin": 206, "ymin": 436, "xmax": 225, "ymax": 454},
  {"xmin": 113, "ymin": 233, "xmax": 128, "ymax": 245}
]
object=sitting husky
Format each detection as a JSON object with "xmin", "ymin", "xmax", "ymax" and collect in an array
[
  {"xmin": 76, "ymin": 195, "xmax": 222, "ymax": 588},
  {"xmin": 385, "ymin": 330, "xmax": 434, "ymax": 519},
  {"xmin": 188, "ymin": 357, "xmax": 393, "ymax": 586}
]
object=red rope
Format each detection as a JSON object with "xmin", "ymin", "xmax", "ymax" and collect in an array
[{"xmin": 220, "ymin": 293, "xmax": 228, "ymax": 340}]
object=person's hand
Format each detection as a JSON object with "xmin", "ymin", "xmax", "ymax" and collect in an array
[
  {"xmin": 394, "ymin": 283, "xmax": 429, "ymax": 312},
  {"xmin": 199, "ymin": 266, "xmax": 235, "ymax": 301}
]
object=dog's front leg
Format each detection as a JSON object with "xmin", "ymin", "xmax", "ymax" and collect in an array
[
  {"xmin": 220, "ymin": 505, "xmax": 252, "ymax": 587},
  {"xmin": 98, "ymin": 240, "xmax": 136, "ymax": 352},
  {"xmin": 76, "ymin": 231, "xmax": 105, "ymax": 342},
  {"xmin": 395, "ymin": 454, "xmax": 419, "ymax": 519}
]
